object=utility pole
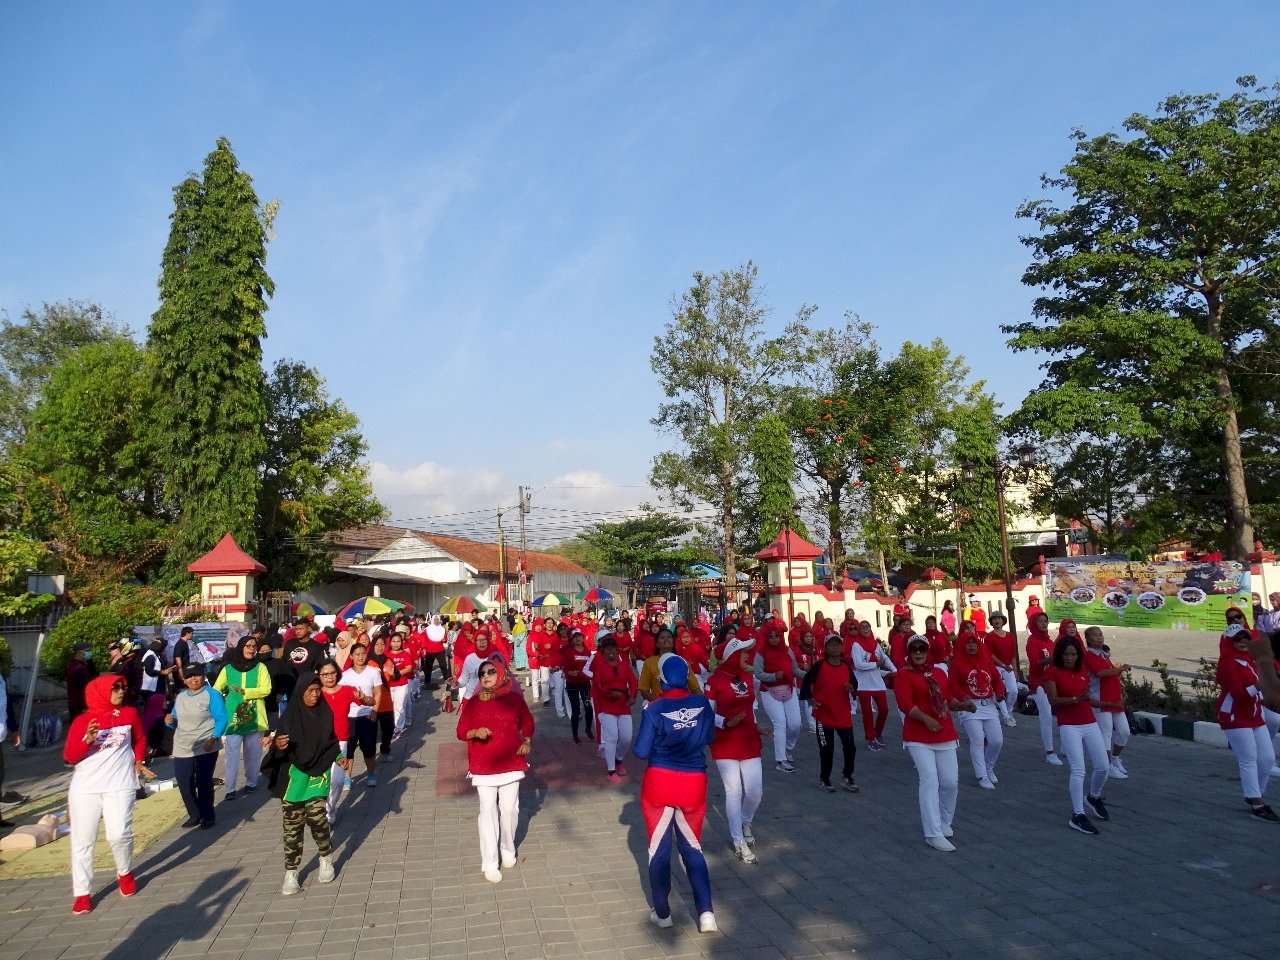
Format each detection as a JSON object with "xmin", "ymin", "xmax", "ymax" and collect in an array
[
  {"xmin": 517, "ymin": 486, "xmax": 531, "ymax": 606},
  {"xmin": 497, "ymin": 505, "xmax": 507, "ymax": 614}
]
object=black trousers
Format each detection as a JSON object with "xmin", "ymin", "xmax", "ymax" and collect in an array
[
  {"xmin": 816, "ymin": 723, "xmax": 856, "ymax": 784},
  {"xmin": 567, "ymin": 685, "xmax": 593, "ymax": 738},
  {"xmin": 174, "ymin": 752, "xmax": 217, "ymax": 824},
  {"xmin": 378, "ymin": 711, "xmax": 394, "ymax": 754},
  {"xmin": 421, "ymin": 652, "xmax": 450, "ymax": 685}
]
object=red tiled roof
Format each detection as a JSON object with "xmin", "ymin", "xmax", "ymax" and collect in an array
[
  {"xmin": 328, "ymin": 525, "xmax": 587, "ymax": 576},
  {"xmin": 754, "ymin": 529, "xmax": 823, "ymax": 562},
  {"xmin": 188, "ymin": 533, "xmax": 267, "ymax": 575}
]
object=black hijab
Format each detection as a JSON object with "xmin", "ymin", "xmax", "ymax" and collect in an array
[
  {"xmin": 227, "ymin": 633, "xmax": 258, "ymax": 673},
  {"xmin": 279, "ymin": 671, "xmax": 338, "ymax": 777}
]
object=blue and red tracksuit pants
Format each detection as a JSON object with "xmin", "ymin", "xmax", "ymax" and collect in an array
[{"xmin": 640, "ymin": 767, "xmax": 713, "ymax": 920}]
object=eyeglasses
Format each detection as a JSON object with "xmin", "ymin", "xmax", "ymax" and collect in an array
[
  {"xmin": 112, "ymin": 682, "xmax": 127, "ymax": 692},
  {"xmin": 479, "ymin": 668, "xmax": 498, "ymax": 677},
  {"xmin": 319, "ymin": 671, "xmax": 338, "ymax": 677}
]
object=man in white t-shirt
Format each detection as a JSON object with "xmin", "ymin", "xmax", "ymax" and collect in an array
[{"xmin": 340, "ymin": 643, "xmax": 383, "ymax": 787}]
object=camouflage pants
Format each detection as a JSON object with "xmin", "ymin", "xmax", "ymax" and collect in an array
[{"xmin": 282, "ymin": 797, "xmax": 332, "ymax": 870}]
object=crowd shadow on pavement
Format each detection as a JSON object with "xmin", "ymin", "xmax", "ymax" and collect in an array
[{"xmin": 101, "ymin": 869, "xmax": 247, "ymax": 960}]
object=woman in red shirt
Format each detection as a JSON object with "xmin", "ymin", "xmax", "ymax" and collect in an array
[
  {"xmin": 799, "ymin": 636, "xmax": 859, "ymax": 793},
  {"xmin": 1216, "ymin": 624, "xmax": 1279, "ymax": 821},
  {"xmin": 704, "ymin": 636, "xmax": 763, "ymax": 863},
  {"xmin": 1044, "ymin": 635, "xmax": 1110, "ymax": 834},
  {"xmin": 793, "ymin": 629, "xmax": 821, "ymax": 733},
  {"xmin": 1025, "ymin": 612, "xmax": 1062, "ymax": 765},
  {"xmin": 753, "ymin": 627, "xmax": 802, "ymax": 772},
  {"xmin": 924, "ymin": 616, "xmax": 953, "ymax": 671},
  {"xmin": 894, "ymin": 635, "xmax": 969, "ymax": 852},
  {"xmin": 561, "ymin": 631, "xmax": 595, "ymax": 744},
  {"xmin": 456, "ymin": 654, "xmax": 534, "ymax": 882},
  {"xmin": 674, "ymin": 625, "xmax": 710, "ymax": 682},
  {"xmin": 985, "ymin": 611, "xmax": 1019, "ymax": 727},
  {"xmin": 384, "ymin": 630, "xmax": 416, "ymax": 738},
  {"xmin": 590, "ymin": 636, "xmax": 637, "ymax": 783},
  {"xmin": 949, "ymin": 631, "xmax": 1005, "ymax": 789}
]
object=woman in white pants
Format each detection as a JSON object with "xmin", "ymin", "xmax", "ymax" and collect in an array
[
  {"xmin": 705, "ymin": 637, "xmax": 764, "ymax": 862},
  {"xmin": 1025, "ymin": 612, "xmax": 1062, "ymax": 765},
  {"xmin": 948, "ymin": 632, "xmax": 1005, "ymax": 788},
  {"xmin": 456, "ymin": 655, "xmax": 535, "ymax": 882},
  {"xmin": 1216, "ymin": 623, "xmax": 1279, "ymax": 821},
  {"xmin": 754, "ymin": 627, "xmax": 802, "ymax": 771},
  {"xmin": 63, "ymin": 676, "xmax": 154, "ymax": 914},
  {"xmin": 1083, "ymin": 627, "xmax": 1132, "ymax": 778},
  {"xmin": 1044, "ymin": 635, "xmax": 1110, "ymax": 834},
  {"xmin": 590, "ymin": 636, "xmax": 638, "ymax": 783},
  {"xmin": 984, "ymin": 612, "xmax": 1020, "ymax": 726},
  {"xmin": 893, "ymin": 637, "xmax": 967, "ymax": 852},
  {"xmin": 213, "ymin": 634, "xmax": 271, "ymax": 800}
]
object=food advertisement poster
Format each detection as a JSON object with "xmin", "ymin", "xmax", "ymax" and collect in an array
[{"xmin": 1045, "ymin": 557, "xmax": 1252, "ymax": 630}]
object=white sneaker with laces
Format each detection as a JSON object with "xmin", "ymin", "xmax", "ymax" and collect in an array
[
  {"xmin": 925, "ymin": 835, "xmax": 955, "ymax": 852},
  {"xmin": 317, "ymin": 856, "xmax": 335, "ymax": 884},
  {"xmin": 734, "ymin": 840, "xmax": 758, "ymax": 864},
  {"xmin": 698, "ymin": 911, "xmax": 718, "ymax": 933},
  {"xmin": 1109, "ymin": 760, "xmax": 1128, "ymax": 780},
  {"xmin": 1002, "ymin": 714, "xmax": 1017, "ymax": 727},
  {"xmin": 650, "ymin": 910, "xmax": 674, "ymax": 929},
  {"xmin": 942, "ymin": 823, "xmax": 954, "ymax": 838},
  {"xmin": 1046, "ymin": 753, "xmax": 1064, "ymax": 766},
  {"xmin": 484, "ymin": 868, "xmax": 503, "ymax": 883},
  {"xmin": 978, "ymin": 777, "xmax": 996, "ymax": 790},
  {"xmin": 501, "ymin": 855, "xmax": 517, "ymax": 869},
  {"xmin": 776, "ymin": 760, "xmax": 795, "ymax": 772},
  {"xmin": 742, "ymin": 822, "xmax": 755, "ymax": 844},
  {"xmin": 281, "ymin": 870, "xmax": 300, "ymax": 895},
  {"xmin": 986, "ymin": 769, "xmax": 999, "ymax": 784}
]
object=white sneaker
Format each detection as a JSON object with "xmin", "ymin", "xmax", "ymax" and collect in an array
[
  {"xmin": 281, "ymin": 870, "xmax": 300, "ymax": 895},
  {"xmin": 742, "ymin": 822, "xmax": 755, "ymax": 844},
  {"xmin": 925, "ymin": 836, "xmax": 955, "ymax": 852},
  {"xmin": 1109, "ymin": 760, "xmax": 1129, "ymax": 780},
  {"xmin": 733, "ymin": 840, "xmax": 758, "ymax": 864},
  {"xmin": 776, "ymin": 760, "xmax": 795, "ymax": 772},
  {"xmin": 1114, "ymin": 758, "xmax": 1129, "ymax": 775},
  {"xmin": 986, "ymin": 769, "xmax": 999, "ymax": 784},
  {"xmin": 786, "ymin": 751, "xmax": 794, "ymax": 764},
  {"xmin": 978, "ymin": 777, "xmax": 996, "ymax": 790},
  {"xmin": 698, "ymin": 911, "xmax": 718, "ymax": 933},
  {"xmin": 1046, "ymin": 753, "xmax": 1064, "ymax": 766},
  {"xmin": 483, "ymin": 868, "xmax": 503, "ymax": 883},
  {"xmin": 317, "ymin": 856, "xmax": 335, "ymax": 884},
  {"xmin": 501, "ymin": 855, "xmax": 517, "ymax": 869},
  {"xmin": 1002, "ymin": 715, "xmax": 1017, "ymax": 728},
  {"xmin": 650, "ymin": 910, "xmax": 673, "ymax": 929},
  {"xmin": 942, "ymin": 824, "xmax": 954, "ymax": 838}
]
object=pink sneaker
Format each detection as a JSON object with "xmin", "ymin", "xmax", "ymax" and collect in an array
[
  {"xmin": 607, "ymin": 772, "xmax": 623, "ymax": 785},
  {"xmin": 615, "ymin": 761, "xmax": 628, "ymax": 777}
]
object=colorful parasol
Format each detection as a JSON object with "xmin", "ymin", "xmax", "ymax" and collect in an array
[
  {"xmin": 291, "ymin": 601, "xmax": 326, "ymax": 617},
  {"xmin": 577, "ymin": 587, "xmax": 615, "ymax": 604},
  {"xmin": 440, "ymin": 595, "xmax": 487, "ymax": 616},
  {"xmin": 533, "ymin": 592, "xmax": 572, "ymax": 607},
  {"xmin": 336, "ymin": 596, "xmax": 413, "ymax": 619}
]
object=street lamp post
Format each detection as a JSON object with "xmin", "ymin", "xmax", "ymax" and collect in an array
[{"xmin": 962, "ymin": 445, "xmax": 1036, "ymax": 665}]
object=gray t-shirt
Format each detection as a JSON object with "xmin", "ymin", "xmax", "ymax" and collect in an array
[{"xmin": 171, "ymin": 686, "xmax": 225, "ymax": 758}]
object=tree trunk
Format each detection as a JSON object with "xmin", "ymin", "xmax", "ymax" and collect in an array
[
  {"xmin": 826, "ymin": 480, "xmax": 845, "ymax": 577},
  {"xmin": 722, "ymin": 461, "xmax": 736, "ymax": 611},
  {"xmin": 1206, "ymin": 292, "xmax": 1254, "ymax": 559}
]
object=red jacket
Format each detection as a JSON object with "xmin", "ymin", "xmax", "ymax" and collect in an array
[
  {"xmin": 590, "ymin": 653, "xmax": 637, "ymax": 716},
  {"xmin": 456, "ymin": 690, "xmax": 535, "ymax": 776},
  {"xmin": 705, "ymin": 668, "xmax": 762, "ymax": 761},
  {"xmin": 1217, "ymin": 636, "xmax": 1265, "ymax": 729},
  {"xmin": 1025, "ymin": 630, "xmax": 1054, "ymax": 691},
  {"xmin": 893, "ymin": 667, "xmax": 958, "ymax": 745}
]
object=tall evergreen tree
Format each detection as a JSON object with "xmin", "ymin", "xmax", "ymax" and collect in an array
[
  {"xmin": 149, "ymin": 138, "xmax": 273, "ymax": 578},
  {"xmin": 749, "ymin": 414, "xmax": 807, "ymax": 549}
]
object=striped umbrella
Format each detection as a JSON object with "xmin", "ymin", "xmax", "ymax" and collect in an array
[
  {"xmin": 440, "ymin": 595, "xmax": 487, "ymax": 616},
  {"xmin": 577, "ymin": 587, "xmax": 614, "ymax": 604},
  {"xmin": 533, "ymin": 592, "xmax": 572, "ymax": 607},
  {"xmin": 336, "ymin": 596, "xmax": 413, "ymax": 619},
  {"xmin": 291, "ymin": 601, "xmax": 326, "ymax": 617}
]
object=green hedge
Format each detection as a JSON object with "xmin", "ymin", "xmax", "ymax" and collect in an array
[{"xmin": 42, "ymin": 595, "xmax": 160, "ymax": 676}]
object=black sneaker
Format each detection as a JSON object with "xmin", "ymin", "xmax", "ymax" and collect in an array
[
  {"xmin": 841, "ymin": 777, "xmax": 860, "ymax": 793},
  {"xmin": 1069, "ymin": 813, "xmax": 1099, "ymax": 835},
  {"xmin": 819, "ymin": 781, "xmax": 835, "ymax": 793},
  {"xmin": 1085, "ymin": 795, "xmax": 1110, "ymax": 821},
  {"xmin": 180, "ymin": 816, "xmax": 201, "ymax": 829},
  {"xmin": 223, "ymin": 790, "xmax": 238, "ymax": 803},
  {"xmin": 1250, "ymin": 804, "xmax": 1280, "ymax": 823}
]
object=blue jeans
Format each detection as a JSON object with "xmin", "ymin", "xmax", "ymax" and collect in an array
[{"xmin": 174, "ymin": 751, "xmax": 217, "ymax": 824}]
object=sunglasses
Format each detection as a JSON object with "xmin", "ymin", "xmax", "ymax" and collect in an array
[
  {"xmin": 112, "ymin": 682, "xmax": 127, "ymax": 692},
  {"xmin": 479, "ymin": 668, "xmax": 498, "ymax": 677}
]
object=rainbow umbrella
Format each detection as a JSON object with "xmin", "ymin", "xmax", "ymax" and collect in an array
[
  {"xmin": 533, "ymin": 592, "xmax": 572, "ymax": 607},
  {"xmin": 291, "ymin": 601, "xmax": 326, "ymax": 617},
  {"xmin": 336, "ymin": 596, "xmax": 413, "ymax": 619},
  {"xmin": 577, "ymin": 587, "xmax": 614, "ymax": 604},
  {"xmin": 440, "ymin": 595, "xmax": 486, "ymax": 616}
]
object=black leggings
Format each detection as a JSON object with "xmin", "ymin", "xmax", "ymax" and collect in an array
[
  {"xmin": 421, "ymin": 652, "xmax": 450, "ymax": 685},
  {"xmin": 567, "ymin": 685, "xmax": 593, "ymax": 738},
  {"xmin": 378, "ymin": 711, "xmax": 394, "ymax": 754},
  {"xmin": 816, "ymin": 723, "xmax": 856, "ymax": 784}
]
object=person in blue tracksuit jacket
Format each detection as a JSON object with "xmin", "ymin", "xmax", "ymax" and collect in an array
[{"xmin": 632, "ymin": 653, "xmax": 719, "ymax": 934}]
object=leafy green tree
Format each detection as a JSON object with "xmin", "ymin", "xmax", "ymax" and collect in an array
[
  {"xmin": 1007, "ymin": 77, "xmax": 1280, "ymax": 559},
  {"xmin": 0, "ymin": 301, "xmax": 128, "ymax": 446},
  {"xmin": 149, "ymin": 137, "xmax": 274, "ymax": 580},
  {"xmin": 748, "ymin": 414, "xmax": 807, "ymax": 549},
  {"xmin": 570, "ymin": 510, "xmax": 712, "ymax": 605},
  {"xmin": 1024, "ymin": 434, "xmax": 1149, "ymax": 554},
  {"xmin": 0, "ymin": 466, "xmax": 55, "ymax": 617},
  {"xmin": 24, "ymin": 338, "xmax": 172, "ymax": 588},
  {"xmin": 949, "ymin": 396, "xmax": 1005, "ymax": 580},
  {"xmin": 258, "ymin": 360, "xmax": 385, "ymax": 590},
  {"xmin": 650, "ymin": 262, "xmax": 813, "ymax": 593}
]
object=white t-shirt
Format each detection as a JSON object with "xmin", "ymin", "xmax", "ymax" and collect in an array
[
  {"xmin": 70, "ymin": 721, "xmax": 139, "ymax": 793},
  {"xmin": 140, "ymin": 649, "xmax": 162, "ymax": 693},
  {"xmin": 341, "ymin": 665, "xmax": 382, "ymax": 718}
]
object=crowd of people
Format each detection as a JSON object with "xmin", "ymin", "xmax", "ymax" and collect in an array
[{"xmin": 55, "ymin": 596, "xmax": 1280, "ymax": 930}]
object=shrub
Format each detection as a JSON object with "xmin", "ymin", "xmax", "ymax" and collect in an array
[
  {"xmin": 42, "ymin": 594, "xmax": 160, "ymax": 676},
  {"xmin": 0, "ymin": 635, "xmax": 12, "ymax": 678},
  {"xmin": 1186, "ymin": 657, "xmax": 1220, "ymax": 721}
]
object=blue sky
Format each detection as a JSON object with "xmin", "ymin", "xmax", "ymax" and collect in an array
[{"xmin": 4, "ymin": 2, "xmax": 1279, "ymax": 546}]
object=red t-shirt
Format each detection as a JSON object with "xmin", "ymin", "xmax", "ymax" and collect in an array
[
  {"xmin": 807, "ymin": 660, "xmax": 855, "ymax": 728},
  {"xmin": 986, "ymin": 630, "xmax": 1017, "ymax": 668},
  {"xmin": 589, "ymin": 654, "xmax": 637, "ymax": 716},
  {"xmin": 385, "ymin": 649, "xmax": 415, "ymax": 687},
  {"xmin": 562, "ymin": 647, "xmax": 593, "ymax": 686},
  {"xmin": 455, "ymin": 691, "xmax": 534, "ymax": 776},
  {"xmin": 704, "ymin": 670, "xmax": 762, "ymax": 760},
  {"xmin": 322, "ymin": 685, "xmax": 358, "ymax": 741},
  {"xmin": 1045, "ymin": 665, "xmax": 1094, "ymax": 725},
  {"xmin": 893, "ymin": 667, "xmax": 958, "ymax": 744},
  {"xmin": 1084, "ymin": 649, "xmax": 1123, "ymax": 712},
  {"xmin": 889, "ymin": 630, "xmax": 910, "ymax": 671},
  {"xmin": 1025, "ymin": 632, "xmax": 1054, "ymax": 690}
]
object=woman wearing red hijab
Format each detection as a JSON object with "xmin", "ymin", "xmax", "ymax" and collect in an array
[
  {"xmin": 704, "ymin": 636, "xmax": 764, "ymax": 863},
  {"xmin": 1044, "ymin": 634, "xmax": 1110, "ymax": 834},
  {"xmin": 949, "ymin": 629, "xmax": 1006, "ymax": 788},
  {"xmin": 1217, "ymin": 623, "xmax": 1279, "ymax": 821},
  {"xmin": 456, "ymin": 654, "xmax": 535, "ymax": 882},
  {"xmin": 924, "ymin": 616, "xmax": 952, "ymax": 671},
  {"xmin": 851, "ymin": 620, "xmax": 895, "ymax": 749},
  {"xmin": 591, "ymin": 636, "xmax": 638, "ymax": 783},
  {"xmin": 1025, "ymin": 612, "xmax": 1062, "ymax": 765},
  {"xmin": 64, "ymin": 676, "xmax": 153, "ymax": 914},
  {"xmin": 793, "ymin": 628, "xmax": 821, "ymax": 732},
  {"xmin": 674, "ymin": 625, "xmax": 710, "ymax": 681},
  {"xmin": 894, "ymin": 636, "xmax": 969, "ymax": 851},
  {"xmin": 753, "ymin": 626, "xmax": 802, "ymax": 772}
]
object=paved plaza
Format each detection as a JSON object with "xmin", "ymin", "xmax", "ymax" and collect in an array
[{"xmin": 2, "ymin": 685, "xmax": 1279, "ymax": 960}]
